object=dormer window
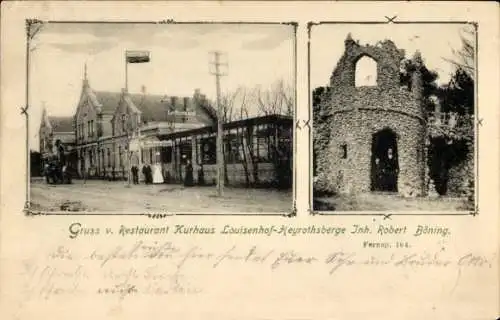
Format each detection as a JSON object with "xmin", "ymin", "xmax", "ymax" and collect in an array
[{"xmin": 355, "ymin": 56, "xmax": 378, "ymax": 87}]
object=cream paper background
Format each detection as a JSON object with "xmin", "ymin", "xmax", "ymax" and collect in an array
[{"xmin": 0, "ymin": 2, "xmax": 499, "ymax": 320}]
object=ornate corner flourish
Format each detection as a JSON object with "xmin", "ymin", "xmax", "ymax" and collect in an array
[
  {"xmin": 307, "ymin": 21, "xmax": 320, "ymax": 39},
  {"xmin": 157, "ymin": 19, "xmax": 175, "ymax": 24},
  {"xmin": 144, "ymin": 212, "xmax": 175, "ymax": 219},
  {"xmin": 283, "ymin": 202, "xmax": 297, "ymax": 218}
]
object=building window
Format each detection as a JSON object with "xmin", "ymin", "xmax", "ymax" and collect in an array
[
  {"xmin": 341, "ymin": 144, "xmax": 347, "ymax": 159},
  {"xmin": 200, "ymin": 137, "xmax": 216, "ymax": 165},
  {"xmin": 225, "ymin": 135, "xmax": 243, "ymax": 164},
  {"xmin": 179, "ymin": 141, "xmax": 192, "ymax": 165},
  {"xmin": 121, "ymin": 114, "xmax": 127, "ymax": 134},
  {"xmin": 161, "ymin": 146, "xmax": 173, "ymax": 163},
  {"xmin": 118, "ymin": 146, "xmax": 123, "ymax": 167},
  {"xmin": 254, "ymin": 125, "xmax": 270, "ymax": 163},
  {"xmin": 256, "ymin": 137, "xmax": 269, "ymax": 162},
  {"xmin": 355, "ymin": 56, "xmax": 377, "ymax": 87}
]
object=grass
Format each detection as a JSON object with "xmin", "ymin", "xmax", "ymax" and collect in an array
[{"xmin": 314, "ymin": 192, "xmax": 471, "ymax": 212}]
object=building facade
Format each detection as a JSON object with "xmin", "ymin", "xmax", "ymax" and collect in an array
[
  {"xmin": 314, "ymin": 35, "xmax": 427, "ymax": 197},
  {"xmin": 73, "ymin": 72, "xmax": 217, "ymax": 180},
  {"xmin": 145, "ymin": 114, "xmax": 293, "ymax": 188},
  {"xmin": 65, "ymin": 72, "xmax": 293, "ymax": 188}
]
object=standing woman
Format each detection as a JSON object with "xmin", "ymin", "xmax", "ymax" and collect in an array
[
  {"xmin": 184, "ymin": 159, "xmax": 194, "ymax": 187},
  {"xmin": 386, "ymin": 148, "xmax": 399, "ymax": 192}
]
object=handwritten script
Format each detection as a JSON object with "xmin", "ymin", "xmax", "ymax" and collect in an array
[{"xmin": 19, "ymin": 241, "xmax": 495, "ymax": 302}]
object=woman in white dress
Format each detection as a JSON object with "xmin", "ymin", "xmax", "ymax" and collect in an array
[{"xmin": 152, "ymin": 163, "xmax": 164, "ymax": 184}]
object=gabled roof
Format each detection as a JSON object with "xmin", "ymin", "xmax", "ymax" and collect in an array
[
  {"xmin": 48, "ymin": 116, "xmax": 74, "ymax": 133},
  {"xmin": 123, "ymin": 92, "xmax": 218, "ymax": 124},
  {"xmin": 93, "ymin": 91, "xmax": 123, "ymax": 114},
  {"xmin": 128, "ymin": 93, "xmax": 169, "ymax": 122},
  {"xmin": 76, "ymin": 81, "xmax": 122, "ymax": 116}
]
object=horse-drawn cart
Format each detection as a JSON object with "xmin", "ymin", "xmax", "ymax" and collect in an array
[{"xmin": 44, "ymin": 157, "xmax": 74, "ymax": 185}]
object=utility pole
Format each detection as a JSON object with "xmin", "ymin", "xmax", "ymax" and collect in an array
[{"xmin": 210, "ymin": 51, "xmax": 227, "ymax": 197}]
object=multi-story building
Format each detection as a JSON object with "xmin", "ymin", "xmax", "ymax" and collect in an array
[
  {"xmin": 41, "ymin": 67, "xmax": 294, "ymax": 189},
  {"xmin": 73, "ymin": 70, "xmax": 218, "ymax": 180}
]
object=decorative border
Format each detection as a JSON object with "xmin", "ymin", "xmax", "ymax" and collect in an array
[
  {"xmin": 23, "ymin": 19, "xmax": 298, "ymax": 218},
  {"xmin": 307, "ymin": 19, "xmax": 480, "ymax": 217}
]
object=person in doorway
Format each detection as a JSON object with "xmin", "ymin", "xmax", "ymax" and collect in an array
[
  {"xmin": 385, "ymin": 148, "xmax": 399, "ymax": 191},
  {"xmin": 131, "ymin": 165, "xmax": 139, "ymax": 184},
  {"xmin": 373, "ymin": 157, "xmax": 381, "ymax": 191},
  {"xmin": 184, "ymin": 159, "xmax": 194, "ymax": 187},
  {"xmin": 44, "ymin": 162, "xmax": 50, "ymax": 184}
]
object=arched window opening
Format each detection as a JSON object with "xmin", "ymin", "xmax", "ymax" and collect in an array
[{"xmin": 355, "ymin": 56, "xmax": 378, "ymax": 87}]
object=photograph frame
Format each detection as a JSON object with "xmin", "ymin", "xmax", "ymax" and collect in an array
[
  {"xmin": 307, "ymin": 19, "xmax": 480, "ymax": 217},
  {"xmin": 23, "ymin": 19, "xmax": 299, "ymax": 218}
]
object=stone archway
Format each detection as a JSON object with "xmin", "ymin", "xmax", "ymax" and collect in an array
[
  {"xmin": 355, "ymin": 55, "xmax": 378, "ymax": 87},
  {"xmin": 371, "ymin": 128, "xmax": 399, "ymax": 192}
]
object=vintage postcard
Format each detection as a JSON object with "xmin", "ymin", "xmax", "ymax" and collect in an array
[{"xmin": 0, "ymin": 2, "xmax": 498, "ymax": 320}]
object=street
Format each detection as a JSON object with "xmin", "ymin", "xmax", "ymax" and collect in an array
[{"xmin": 30, "ymin": 179, "xmax": 293, "ymax": 213}]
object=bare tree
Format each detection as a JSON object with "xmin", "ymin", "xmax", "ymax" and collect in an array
[
  {"xmin": 220, "ymin": 86, "xmax": 251, "ymax": 123},
  {"xmin": 444, "ymin": 25, "xmax": 475, "ymax": 80},
  {"xmin": 254, "ymin": 79, "xmax": 294, "ymax": 117}
]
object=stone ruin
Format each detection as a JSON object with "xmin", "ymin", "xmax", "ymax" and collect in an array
[{"xmin": 314, "ymin": 34, "xmax": 463, "ymax": 198}]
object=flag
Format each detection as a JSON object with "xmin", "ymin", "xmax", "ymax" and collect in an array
[{"xmin": 126, "ymin": 50, "xmax": 151, "ymax": 63}]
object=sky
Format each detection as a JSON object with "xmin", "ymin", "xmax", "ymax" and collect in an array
[
  {"xmin": 310, "ymin": 23, "xmax": 475, "ymax": 90},
  {"xmin": 30, "ymin": 22, "xmax": 295, "ymax": 150}
]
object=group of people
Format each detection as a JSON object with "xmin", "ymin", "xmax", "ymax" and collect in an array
[
  {"xmin": 130, "ymin": 162, "xmax": 195, "ymax": 186},
  {"xmin": 130, "ymin": 163, "xmax": 156, "ymax": 184},
  {"xmin": 372, "ymin": 148, "xmax": 399, "ymax": 192}
]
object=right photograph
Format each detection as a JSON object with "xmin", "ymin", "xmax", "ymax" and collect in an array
[{"xmin": 310, "ymin": 23, "xmax": 476, "ymax": 213}]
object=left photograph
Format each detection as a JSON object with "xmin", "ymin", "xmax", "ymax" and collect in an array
[{"xmin": 28, "ymin": 21, "xmax": 296, "ymax": 213}]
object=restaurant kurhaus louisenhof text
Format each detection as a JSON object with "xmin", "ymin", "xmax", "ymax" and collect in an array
[{"xmin": 115, "ymin": 224, "xmax": 350, "ymax": 236}]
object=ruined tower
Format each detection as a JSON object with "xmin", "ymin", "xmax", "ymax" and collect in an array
[{"xmin": 314, "ymin": 35, "xmax": 427, "ymax": 197}]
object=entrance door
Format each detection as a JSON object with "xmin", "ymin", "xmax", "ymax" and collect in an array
[{"xmin": 371, "ymin": 129, "xmax": 399, "ymax": 192}]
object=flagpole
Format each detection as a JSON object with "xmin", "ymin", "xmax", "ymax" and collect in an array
[{"xmin": 125, "ymin": 51, "xmax": 128, "ymax": 92}]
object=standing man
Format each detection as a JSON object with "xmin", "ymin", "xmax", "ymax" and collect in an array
[
  {"xmin": 147, "ymin": 164, "xmax": 153, "ymax": 184},
  {"xmin": 142, "ymin": 163, "xmax": 149, "ymax": 184},
  {"xmin": 131, "ymin": 165, "xmax": 139, "ymax": 184}
]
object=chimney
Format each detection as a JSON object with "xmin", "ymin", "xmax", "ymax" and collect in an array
[
  {"xmin": 170, "ymin": 96, "xmax": 177, "ymax": 111},
  {"xmin": 141, "ymin": 85, "xmax": 147, "ymax": 95}
]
